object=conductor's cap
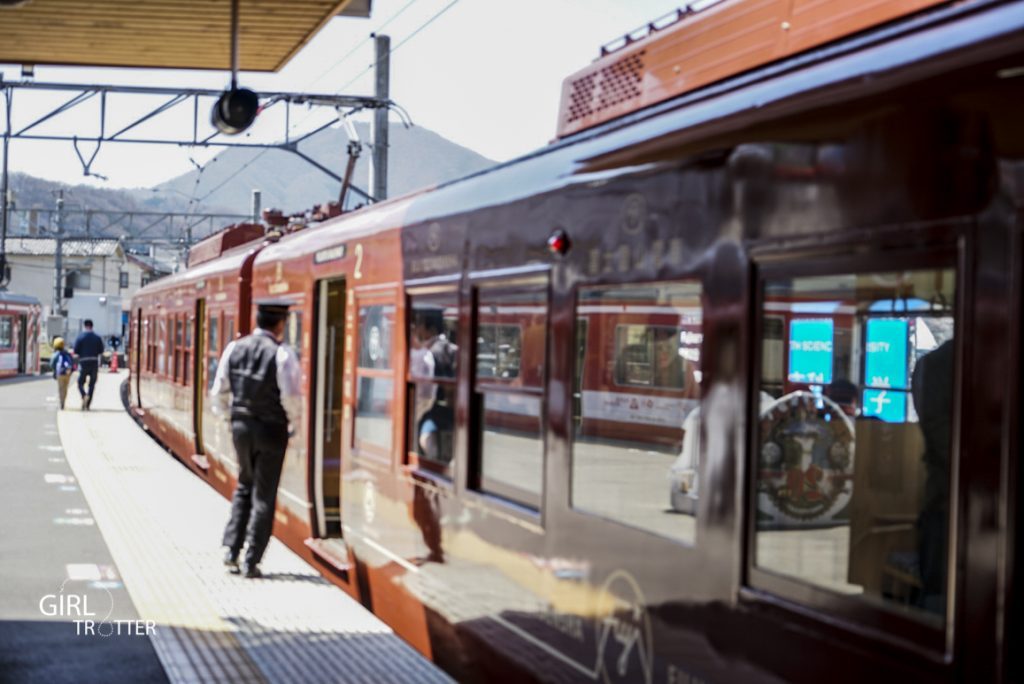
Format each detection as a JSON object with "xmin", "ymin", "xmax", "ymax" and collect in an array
[{"xmin": 255, "ymin": 299, "xmax": 292, "ymax": 316}]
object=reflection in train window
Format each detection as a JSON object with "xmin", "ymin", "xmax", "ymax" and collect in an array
[
  {"xmin": 407, "ymin": 294, "xmax": 458, "ymax": 475},
  {"xmin": 285, "ymin": 311, "xmax": 302, "ymax": 360},
  {"xmin": 571, "ymin": 281, "xmax": 703, "ymax": 544},
  {"xmin": 614, "ymin": 324, "xmax": 690, "ymax": 389},
  {"xmin": 206, "ymin": 315, "xmax": 220, "ymax": 391},
  {"xmin": 476, "ymin": 325, "xmax": 522, "ymax": 380},
  {"xmin": 0, "ymin": 316, "xmax": 11, "ymax": 348},
  {"xmin": 157, "ymin": 316, "xmax": 166, "ymax": 376},
  {"xmin": 355, "ymin": 303, "xmax": 395, "ymax": 454},
  {"xmin": 754, "ymin": 268, "xmax": 955, "ymax": 623},
  {"xmin": 474, "ymin": 289, "xmax": 546, "ymax": 509},
  {"xmin": 358, "ymin": 305, "xmax": 394, "ymax": 369}
]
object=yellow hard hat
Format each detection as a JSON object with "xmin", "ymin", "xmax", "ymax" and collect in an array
[{"xmin": 52, "ymin": 337, "xmax": 65, "ymax": 350}]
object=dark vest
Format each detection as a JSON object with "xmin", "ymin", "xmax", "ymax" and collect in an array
[{"xmin": 227, "ymin": 332, "xmax": 288, "ymax": 426}]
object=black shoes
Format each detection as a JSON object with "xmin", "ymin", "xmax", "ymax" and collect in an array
[
  {"xmin": 224, "ymin": 549, "xmax": 240, "ymax": 574},
  {"xmin": 243, "ymin": 564, "xmax": 262, "ymax": 579},
  {"xmin": 82, "ymin": 394, "xmax": 92, "ymax": 410}
]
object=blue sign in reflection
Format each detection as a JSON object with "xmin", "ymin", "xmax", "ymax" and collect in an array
[
  {"xmin": 862, "ymin": 388, "xmax": 908, "ymax": 422},
  {"xmin": 788, "ymin": 319, "xmax": 833, "ymax": 384},
  {"xmin": 865, "ymin": 319, "xmax": 908, "ymax": 389}
]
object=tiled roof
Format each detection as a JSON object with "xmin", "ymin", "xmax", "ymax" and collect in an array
[
  {"xmin": 3, "ymin": 238, "xmax": 122, "ymax": 257},
  {"xmin": 125, "ymin": 252, "xmax": 173, "ymax": 274}
]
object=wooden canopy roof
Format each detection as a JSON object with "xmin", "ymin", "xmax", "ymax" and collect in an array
[{"xmin": 0, "ymin": 0, "xmax": 371, "ymax": 72}]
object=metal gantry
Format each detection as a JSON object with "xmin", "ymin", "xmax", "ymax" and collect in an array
[{"xmin": 0, "ymin": 74, "xmax": 395, "ymax": 287}]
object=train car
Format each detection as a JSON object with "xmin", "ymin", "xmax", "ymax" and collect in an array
[
  {"xmin": 128, "ymin": 224, "xmax": 268, "ymax": 499},
  {"xmin": 129, "ymin": 0, "xmax": 1024, "ymax": 682},
  {"xmin": 0, "ymin": 292, "xmax": 41, "ymax": 378}
]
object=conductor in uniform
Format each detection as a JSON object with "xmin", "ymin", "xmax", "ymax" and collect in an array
[{"xmin": 210, "ymin": 300, "xmax": 301, "ymax": 578}]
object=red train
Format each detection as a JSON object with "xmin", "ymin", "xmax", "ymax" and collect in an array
[
  {"xmin": 0, "ymin": 292, "xmax": 41, "ymax": 379},
  {"xmin": 129, "ymin": 1, "xmax": 1024, "ymax": 681}
]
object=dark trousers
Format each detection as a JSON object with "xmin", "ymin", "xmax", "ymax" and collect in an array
[
  {"xmin": 78, "ymin": 362, "xmax": 98, "ymax": 398},
  {"xmin": 222, "ymin": 418, "xmax": 289, "ymax": 567}
]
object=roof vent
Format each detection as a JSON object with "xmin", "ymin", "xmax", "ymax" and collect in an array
[{"xmin": 565, "ymin": 51, "xmax": 646, "ymax": 125}]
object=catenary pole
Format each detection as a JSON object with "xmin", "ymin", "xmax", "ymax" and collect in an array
[{"xmin": 370, "ymin": 34, "xmax": 390, "ymax": 202}]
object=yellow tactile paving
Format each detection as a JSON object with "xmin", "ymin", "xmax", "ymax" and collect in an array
[{"xmin": 57, "ymin": 371, "xmax": 453, "ymax": 684}]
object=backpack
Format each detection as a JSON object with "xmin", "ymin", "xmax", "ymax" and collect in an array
[{"xmin": 54, "ymin": 351, "xmax": 73, "ymax": 377}]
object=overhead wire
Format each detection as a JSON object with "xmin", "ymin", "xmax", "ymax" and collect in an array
[{"xmin": 302, "ymin": 0, "xmax": 425, "ymax": 93}]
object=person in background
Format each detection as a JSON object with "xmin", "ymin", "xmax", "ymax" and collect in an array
[
  {"xmin": 51, "ymin": 337, "xmax": 74, "ymax": 410},
  {"xmin": 73, "ymin": 319, "xmax": 105, "ymax": 411},
  {"xmin": 210, "ymin": 300, "xmax": 301, "ymax": 579}
]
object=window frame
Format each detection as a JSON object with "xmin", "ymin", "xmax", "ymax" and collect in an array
[
  {"xmin": 0, "ymin": 315, "xmax": 13, "ymax": 349},
  {"xmin": 469, "ymin": 275, "xmax": 550, "ymax": 514},
  {"xmin": 351, "ymin": 291, "xmax": 398, "ymax": 465},
  {"xmin": 744, "ymin": 243, "xmax": 963, "ymax": 656}
]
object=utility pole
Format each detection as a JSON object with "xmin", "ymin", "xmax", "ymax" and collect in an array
[
  {"xmin": 53, "ymin": 189, "xmax": 64, "ymax": 316},
  {"xmin": 370, "ymin": 34, "xmax": 390, "ymax": 203},
  {"xmin": 251, "ymin": 189, "xmax": 261, "ymax": 223}
]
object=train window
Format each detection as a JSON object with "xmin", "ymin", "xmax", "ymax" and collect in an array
[
  {"xmin": 753, "ymin": 267, "xmax": 956, "ymax": 623},
  {"xmin": 354, "ymin": 303, "xmax": 396, "ymax": 453},
  {"xmin": 473, "ymin": 288, "xmax": 547, "ymax": 509},
  {"xmin": 571, "ymin": 281, "xmax": 703, "ymax": 544},
  {"xmin": 174, "ymin": 316, "xmax": 184, "ymax": 383},
  {"xmin": 285, "ymin": 311, "xmax": 303, "ymax": 360},
  {"xmin": 407, "ymin": 294, "xmax": 458, "ymax": 476},
  {"xmin": 207, "ymin": 315, "xmax": 219, "ymax": 391},
  {"xmin": 0, "ymin": 316, "xmax": 11, "ymax": 348},
  {"xmin": 226, "ymin": 316, "xmax": 235, "ymax": 343},
  {"xmin": 184, "ymin": 314, "xmax": 192, "ymax": 386},
  {"xmin": 157, "ymin": 316, "xmax": 167, "ymax": 376}
]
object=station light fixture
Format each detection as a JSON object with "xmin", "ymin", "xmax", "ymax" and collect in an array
[{"xmin": 211, "ymin": 0, "xmax": 259, "ymax": 136}]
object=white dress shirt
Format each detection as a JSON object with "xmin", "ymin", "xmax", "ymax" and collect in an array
[{"xmin": 210, "ymin": 328, "xmax": 302, "ymax": 428}]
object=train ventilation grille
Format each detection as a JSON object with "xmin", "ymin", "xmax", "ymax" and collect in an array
[{"xmin": 565, "ymin": 50, "xmax": 646, "ymax": 124}]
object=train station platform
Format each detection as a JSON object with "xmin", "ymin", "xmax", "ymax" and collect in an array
[{"xmin": 0, "ymin": 372, "xmax": 453, "ymax": 684}]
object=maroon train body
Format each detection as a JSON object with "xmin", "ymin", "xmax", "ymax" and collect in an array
[{"xmin": 129, "ymin": 1, "xmax": 1024, "ymax": 681}]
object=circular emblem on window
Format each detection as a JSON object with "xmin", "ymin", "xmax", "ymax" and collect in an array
[
  {"xmin": 621, "ymin": 193, "xmax": 646, "ymax": 235},
  {"xmin": 427, "ymin": 222, "xmax": 442, "ymax": 252},
  {"xmin": 757, "ymin": 391, "xmax": 855, "ymax": 525},
  {"xmin": 368, "ymin": 326, "xmax": 382, "ymax": 362}
]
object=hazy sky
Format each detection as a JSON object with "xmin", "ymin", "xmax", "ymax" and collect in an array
[{"xmin": 0, "ymin": 0, "xmax": 683, "ymax": 190}]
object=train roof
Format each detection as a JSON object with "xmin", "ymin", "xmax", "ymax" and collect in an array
[
  {"xmin": 252, "ymin": 190, "xmax": 422, "ymax": 266},
  {"xmin": 400, "ymin": 0, "xmax": 1020, "ymax": 229},
  {"xmin": 0, "ymin": 292, "xmax": 41, "ymax": 307},
  {"xmin": 134, "ymin": 241, "xmax": 265, "ymax": 300},
  {"xmin": 0, "ymin": 0, "xmax": 371, "ymax": 72},
  {"xmin": 555, "ymin": 0, "xmax": 954, "ymax": 139}
]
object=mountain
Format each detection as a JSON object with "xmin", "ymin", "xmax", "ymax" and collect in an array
[
  {"xmin": 154, "ymin": 122, "xmax": 498, "ymax": 214},
  {"xmin": 3, "ymin": 123, "xmax": 497, "ymax": 240}
]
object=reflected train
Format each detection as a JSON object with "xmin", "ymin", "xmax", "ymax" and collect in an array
[{"xmin": 128, "ymin": 0, "xmax": 1024, "ymax": 681}]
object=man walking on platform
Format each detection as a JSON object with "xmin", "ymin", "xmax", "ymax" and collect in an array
[
  {"xmin": 73, "ymin": 319, "xmax": 105, "ymax": 411},
  {"xmin": 210, "ymin": 300, "xmax": 301, "ymax": 579}
]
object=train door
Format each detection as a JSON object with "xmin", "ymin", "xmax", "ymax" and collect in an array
[
  {"xmin": 313, "ymin": 278, "xmax": 346, "ymax": 538},
  {"xmin": 16, "ymin": 315, "xmax": 27, "ymax": 374},
  {"xmin": 193, "ymin": 298, "xmax": 206, "ymax": 454},
  {"xmin": 134, "ymin": 308, "xmax": 142, "ymax": 407}
]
